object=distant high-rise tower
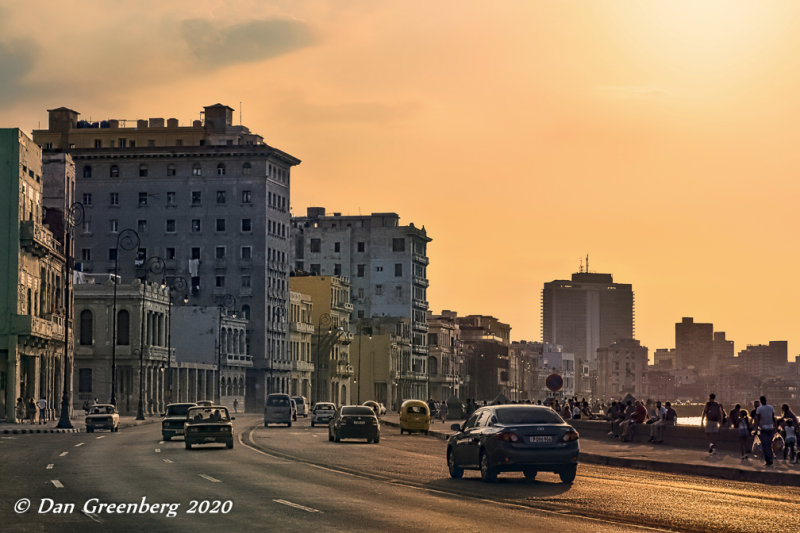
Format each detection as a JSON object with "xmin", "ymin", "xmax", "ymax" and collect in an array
[{"xmin": 541, "ymin": 271, "xmax": 634, "ymax": 370}]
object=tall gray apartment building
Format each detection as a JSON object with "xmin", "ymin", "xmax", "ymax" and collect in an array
[
  {"xmin": 33, "ymin": 104, "xmax": 300, "ymax": 411},
  {"xmin": 541, "ymin": 270, "xmax": 634, "ymax": 394},
  {"xmin": 291, "ymin": 208, "xmax": 432, "ymax": 400}
]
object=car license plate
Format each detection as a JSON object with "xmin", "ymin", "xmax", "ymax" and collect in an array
[
  {"xmin": 530, "ymin": 436, "xmax": 552, "ymax": 443},
  {"xmin": 204, "ymin": 437, "xmax": 216, "ymax": 442},
  {"xmin": 354, "ymin": 420, "xmax": 365, "ymax": 425}
]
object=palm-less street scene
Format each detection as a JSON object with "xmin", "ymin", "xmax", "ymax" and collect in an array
[{"xmin": 2, "ymin": 2, "xmax": 800, "ymax": 532}]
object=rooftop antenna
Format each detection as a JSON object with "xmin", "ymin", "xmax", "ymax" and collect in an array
[
  {"xmin": 579, "ymin": 257, "xmax": 583, "ymax": 273},
  {"xmin": 586, "ymin": 254, "xmax": 590, "ymax": 273}
]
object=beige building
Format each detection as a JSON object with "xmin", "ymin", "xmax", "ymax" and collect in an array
[
  {"xmin": 289, "ymin": 273, "xmax": 353, "ymax": 405},
  {"xmin": 352, "ymin": 317, "xmax": 408, "ymax": 409},
  {"xmin": 596, "ymin": 338, "xmax": 649, "ymax": 400},
  {"xmin": 287, "ymin": 290, "xmax": 314, "ymax": 399},
  {"xmin": 427, "ymin": 310, "xmax": 463, "ymax": 403}
]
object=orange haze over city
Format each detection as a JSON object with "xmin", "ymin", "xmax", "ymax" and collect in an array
[{"xmin": 3, "ymin": 1, "xmax": 799, "ymax": 361}]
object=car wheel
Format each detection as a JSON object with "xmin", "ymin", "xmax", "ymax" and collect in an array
[
  {"xmin": 425, "ymin": 430, "xmax": 429, "ymax": 435},
  {"xmin": 374, "ymin": 436, "xmax": 380, "ymax": 444},
  {"xmin": 328, "ymin": 432, "xmax": 334, "ymax": 442},
  {"xmin": 400, "ymin": 428, "xmax": 404, "ymax": 435},
  {"xmin": 479, "ymin": 451, "xmax": 497, "ymax": 483},
  {"xmin": 288, "ymin": 420, "xmax": 292, "ymax": 428},
  {"xmin": 334, "ymin": 433, "xmax": 340, "ymax": 443},
  {"xmin": 559, "ymin": 465, "xmax": 577, "ymax": 484},
  {"xmin": 185, "ymin": 440, "xmax": 192, "ymax": 450},
  {"xmin": 226, "ymin": 440, "xmax": 234, "ymax": 449},
  {"xmin": 523, "ymin": 469, "xmax": 537, "ymax": 482},
  {"xmin": 264, "ymin": 421, "xmax": 268, "ymax": 428},
  {"xmin": 447, "ymin": 449, "xmax": 464, "ymax": 479}
]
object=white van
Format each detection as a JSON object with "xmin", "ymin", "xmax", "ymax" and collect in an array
[
  {"xmin": 264, "ymin": 393, "xmax": 293, "ymax": 427},
  {"xmin": 292, "ymin": 396, "xmax": 309, "ymax": 417}
]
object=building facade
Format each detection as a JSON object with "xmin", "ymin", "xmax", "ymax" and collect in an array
[
  {"xmin": 1, "ymin": 129, "xmax": 71, "ymax": 422},
  {"xmin": 456, "ymin": 314, "xmax": 511, "ymax": 402},
  {"xmin": 33, "ymin": 104, "xmax": 301, "ymax": 412},
  {"xmin": 287, "ymin": 290, "xmax": 315, "ymax": 399},
  {"xmin": 427, "ymin": 310, "xmax": 464, "ymax": 403},
  {"xmin": 291, "ymin": 208, "xmax": 431, "ymax": 400},
  {"xmin": 675, "ymin": 317, "xmax": 714, "ymax": 371},
  {"xmin": 596, "ymin": 338, "xmax": 649, "ymax": 400}
]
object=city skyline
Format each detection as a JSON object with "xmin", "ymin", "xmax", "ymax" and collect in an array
[{"xmin": 2, "ymin": 2, "xmax": 799, "ymax": 355}]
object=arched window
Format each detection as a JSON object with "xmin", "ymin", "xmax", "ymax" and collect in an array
[
  {"xmin": 217, "ymin": 163, "xmax": 226, "ymax": 176},
  {"xmin": 79, "ymin": 310, "xmax": 93, "ymax": 345},
  {"xmin": 110, "ymin": 165, "xmax": 119, "ymax": 178},
  {"xmin": 226, "ymin": 378, "xmax": 232, "ymax": 396},
  {"xmin": 117, "ymin": 310, "xmax": 130, "ymax": 345},
  {"xmin": 237, "ymin": 378, "xmax": 244, "ymax": 396},
  {"xmin": 242, "ymin": 162, "xmax": 252, "ymax": 176},
  {"xmin": 83, "ymin": 165, "xmax": 92, "ymax": 178},
  {"xmin": 139, "ymin": 164, "xmax": 148, "ymax": 177}
]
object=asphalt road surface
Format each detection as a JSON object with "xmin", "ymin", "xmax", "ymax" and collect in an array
[{"xmin": 2, "ymin": 414, "xmax": 798, "ymax": 532}]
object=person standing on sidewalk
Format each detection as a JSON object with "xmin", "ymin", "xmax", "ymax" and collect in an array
[
  {"xmin": 233, "ymin": 398, "xmax": 239, "ymax": 414},
  {"xmin": 736, "ymin": 409, "xmax": 753, "ymax": 460},
  {"xmin": 15, "ymin": 397, "xmax": 24, "ymax": 424},
  {"xmin": 701, "ymin": 393, "xmax": 726, "ymax": 454},
  {"xmin": 755, "ymin": 396, "xmax": 777, "ymax": 466},
  {"xmin": 37, "ymin": 396, "xmax": 47, "ymax": 424}
]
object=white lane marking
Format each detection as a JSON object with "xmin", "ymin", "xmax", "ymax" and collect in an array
[
  {"xmin": 274, "ymin": 499, "xmax": 320, "ymax": 513},
  {"xmin": 162, "ymin": 458, "xmax": 174, "ymax": 464},
  {"xmin": 96, "ymin": 436, "xmax": 105, "ymax": 439},
  {"xmin": 51, "ymin": 479, "xmax": 64, "ymax": 488},
  {"xmin": 199, "ymin": 474, "xmax": 221, "ymax": 483},
  {"xmin": 159, "ymin": 441, "xmax": 165, "ymax": 444},
  {"xmin": 154, "ymin": 448, "xmax": 161, "ymax": 453},
  {"xmin": 75, "ymin": 442, "xmax": 84, "ymax": 447},
  {"xmin": 46, "ymin": 464, "xmax": 54, "ymax": 470},
  {"xmin": 59, "ymin": 451, "xmax": 68, "ymax": 457},
  {"xmin": 82, "ymin": 511, "xmax": 103, "ymax": 524}
]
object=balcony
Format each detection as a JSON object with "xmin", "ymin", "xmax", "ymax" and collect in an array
[
  {"xmin": 336, "ymin": 362, "xmax": 353, "ymax": 376},
  {"xmin": 412, "ymin": 298, "xmax": 429, "ymax": 309},
  {"xmin": 13, "ymin": 314, "xmax": 66, "ymax": 343},
  {"xmin": 290, "ymin": 322, "xmax": 314, "ymax": 334},
  {"xmin": 291, "ymin": 360, "xmax": 315, "ymax": 372},
  {"xmin": 413, "ymin": 276, "xmax": 429, "ymax": 288},
  {"xmin": 20, "ymin": 221, "xmax": 65, "ymax": 260},
  {"xmin": 413, "ymin": 254, "xmax": 429, "ymax": 266},
  {"xmin": 271, "ymin": 360, "xmax": 292, "ymax": 372},
  {"xmin": 225, "ymin": 354, "xmax": 253, "ymax": 367}
]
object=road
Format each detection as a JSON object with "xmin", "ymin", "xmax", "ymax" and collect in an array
[{"xmin": 1, "ymin": 414, "xmax": 798, "ymax": 532}]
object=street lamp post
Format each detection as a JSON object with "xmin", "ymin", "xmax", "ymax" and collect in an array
[
  {"xmin": 56, "ymin": 202, "xmax": 83, "ymax": 429},
  {"xmin": 355, "ymin": 320, "xmax": 372, "ymax": 405},
  {"xmin": 165, "ymin": 277, "xmax": 188, "ymax": 405},
  {"xmin": 136, "ymin": 256, "xmax": 165, "ymax": 420},
  {"xmin": 111, "ymin": 229, "xmax": 140, "ymax": 407}
]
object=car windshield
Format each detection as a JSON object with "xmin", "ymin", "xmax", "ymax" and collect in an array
[
  {"xmin": 166, "ymin": 404, "xmax": 193, "ymax": 416},
  {"xmin": 292, "ymin": 398, "xmax": 305, "ymax": 405},
  {"xmin": 494, "ymin": 407, "xmax": 564, "ymax": 425},
  {"xmin": 406, "ymin": 405, "xmax": 427, "ymax": 414},
  {"xmin": 187, "ymin": 408, "xmax": 230, "ymax": 423},
  {"xmin": 267, "ymin": 396, "xmax": 289, "ymax": 407},
  {"xmin": 342, "ymin": 406, "xmax": 373, "ymax": 416},
  {"xmin": 89, "ymin": 406, "xmax": 115, "ymax": 415},
  {"xmin": 315, "ymin": 404, "xmax": 335, "ymax": 411}
]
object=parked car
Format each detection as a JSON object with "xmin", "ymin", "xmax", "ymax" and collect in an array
[
  {"xmin": 184, "ymin": 405, "xmax": 234, "ymax": 450},
  {"xmin": 264, "ymin": 393, "xmax": 293, "ymax": 427},
  {"xmin": 399, "ymin": 399, "xmax": 430, "ymax": 435},
  {"xmin": 446, "ymin": 405, "xmax": 579, "ymax": 483},
  {"xmin": 311, "ymin": 402, "xmax": 337, "ymax": 427},
  {"xmin": 362, "ymin": 401, "xmax": 382, "ymax": 418},
  {"xmin": 292, "ymin": 396, "xmax": 309, "ymax": 417},
  {"xmin": 161, "ymin": 402, "xmax": 196, "ymax": 441},
  {"xmin": 378, "ymin": 403, "xmax": 387, "ymax": 416},
  {"xmin": 85, "ymin": 404, "xmax": 119, "ymax": 433},
  {"xmin": 196, "ymin": 400, "xmax": 214, "ymax": 407},
  {"xmin": 291, "ymin": 398, "xmax": 298, "ymax": 421},
  {"xmin": 329, "ymin": 406, "xmax": 380, "ymax": 443}
]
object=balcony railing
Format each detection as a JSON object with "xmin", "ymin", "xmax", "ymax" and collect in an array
[
  {"xmin": 20, "ymin": 221, "xmax": 65, "ymax": 260},
  {"xmin": 14, "ymin": 314, "xmax": 66, "ymax": 342},
  {"xmin": 291, "ymin": 360, "xmax": 315, "ymax": 372},
  {"xmin": 290, "ymin": 322, "xmax": 315, "ymax": 334}
]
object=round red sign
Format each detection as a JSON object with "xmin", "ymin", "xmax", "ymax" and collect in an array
[{"xmin": 545, "ymin": 373, "xmax": 563, "ymax": 392}]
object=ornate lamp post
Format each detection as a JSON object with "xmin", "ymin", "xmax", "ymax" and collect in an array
[
  {"xmin": 56, "ymin": 202, "xmax": 83, "ymax": 429},
  {"xmin": 136, "ymin": 256, "xmax": 164, "ymax": 420},
  {"xmin": 165, "ymin": 277, "xmax": 188, "ymax": 405},
  {"xmin": 111, "ymin": 228, "xmax": 140, "ymax": 407},
  {"xmin": 355, "ymin": 320, "xmax": 372, "ymax": 405}
]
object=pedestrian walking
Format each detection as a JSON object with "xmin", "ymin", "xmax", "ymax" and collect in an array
[
  {"xmin": 233, "ymin": 398, "xmax": 239, "ymax": 413},
  {"xmin": 15, "ymin": 397, "xmax": 25, "ymax": 424},
  {"xmin": 736, "ymin": 410, "xmax": 753, "ymax": 460},
  {"xmin": 783, "ymin": 419, "xmax": 797, "ymax": 463},
  {"xmin": 26, "ymin": 398, "xmax": 37, "ymax": 424},
  {"xmin": 701, "ymin": 393, "xmax": 726, "ymax": 454},
  {"xmin": 37, "ymin": 396, "xmax": 47, "ymax": 424},
  {"xmin": 755, "ymin": 396, "xmax": 777, "ymax": 466}
]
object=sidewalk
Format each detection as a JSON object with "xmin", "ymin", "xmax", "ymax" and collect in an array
[
  {"xmin": 0, "ymin": 414, "xmax": 160, "ymax": 434},
  {"xmin": 380, "ymin": 413, "xmax": 800, "ymax": 486}
]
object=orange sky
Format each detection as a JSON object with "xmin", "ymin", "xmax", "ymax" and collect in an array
[{"xmin": 3, "ymin": 1, "xmax": 799, "ymax": 359}]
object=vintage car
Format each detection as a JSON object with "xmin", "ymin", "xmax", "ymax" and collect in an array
[
  {"xmin": 161, "ymin": 402, "xmax": 196, "ymax": 441},
  {"xmin": 362, "ymin": 400, "xmax": 382, "ymax": 418},
  {"xmin": 399, "ymin": 399, "xmax": 430, "ymax": 435},
  {"xmin": 85, "ymin": 404, "xmax": 120, "ymax": 433},
  {"xmin": 184, "ymin": 406, "xmax": 234, "ymax": 449}
]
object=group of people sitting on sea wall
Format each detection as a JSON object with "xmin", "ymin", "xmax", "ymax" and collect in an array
[{"xmin": 604, "ymin": 398, "xmax": 678, "ymax": 444}]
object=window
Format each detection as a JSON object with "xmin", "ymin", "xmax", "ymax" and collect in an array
[
  {"xmin": 167, "ymin": 164, "xmax": 176, "ymax": 176},
  {"xmin": 216, "ymin": 276, "xmax": 225, "ymax": 288},
  {"xmin": 82, "ymin": 165, "xmax": 92, "ymax": 178},
  {"xmin": 334, "ymin": 242, "xmax": 340, "ymax": 253},
  {"xmin": 241, "ymin": 246, "xmax": 252, "ymax": 260},
  {"xmin": 215, "ymin": 246, "xmax": 226, "ymax": 259},
  {"xmin": 138, "ymin": 192, "xmax": 148, "ymax": 206},
  {"xmin": 137, "ymin": 219, "xmax": 147, "ymax": 233},
  {"xmin": 191, "ymin": 191, "xmax": 201, "ymax": 205},
  {"xmin": 109, "ymin": 192, "xmax": 119, "ymax": 206},
  {"xmin": 166, "ymin": 219, "xmax": 176, "ymax": 233},
  {"xmin": 117, "ymin": 310, "xmax": 130, "ymax": 345},
  {"xmin": 166, "ymin": 247, "xmax": 176, "ymax": 260},
  {"xmin": 395, "ymin": 286, "xmax": 402, "ymax": 298},
  {"xmin": 191, "ymin": 219, "xmax": 201, "ymax": 232},
  {"xmin": 310, "ymin": 264, "xmax": 321, "ymax": 275},
  {"xmin": 108, "ymin": 249, "xmax": 117, "ymax": 261},
  {"xmin": 242, "ymin": 162, "xmax": 252, "ymax": 175},
  {"xmin": 241, "ymin": 305, "xmax": 250, "ymax": 319},
  {"xmin": 216, "ymin": 191, "xmax": 226, "ymax": 204},
  {"xmin": 81, "ymin": 220, "xmax": 91, "ymax": 234},
  {"xmin": 395, "ymin": 264, "xmax": 403, "ymax": 277},
  {"xmin": 357, "ymin": 242, "xmax": 365, "ymax": 253},
  {"xmin": 216, "ymin": 219, "xmax": 226, "ymax": 232},
  {"xmin": 191, "ymin": 247, "xmax": 200, "ymax": 259},
  {"xmin": 376, "ymin": 285, "xmax": 383, "ymax": 295},
  {"xmin": 94, "ymin": 139, "xmax": 102, "ymax": 148},
  {"xmin": 241, "ymin": 219, "xmax": 251, "ymax": 232},
  {"xmin": 217, "ymin": 163, "xmax": 226, "ymax": 176},
  {"xmin": 139, "ymin": 164, "xmax": 148, "ymax": 177},
  {"xmin": 147, "ymin": 139, "xmax": 155, "ymax": 147},
  {"xmin": 82, "ymin": 193, "xmax": 92, "ymax": 206},
  {"xmin": 129, "ymin": 140, "xmax": 135, "ymax": 148},
  {"xmin": 242, "ymin": 190, "xmax": 252, "ymax": 204},
  {"xmin": 118, "ymin": 138, "xmax": 126, "ymax": 148},
  {"xmin": 78, "ymin": 369, "xmax": 92, "ymax": 393},
  {"xmin": 79, "ymin": 310, "xmax": 93, "ymax": 345},
  {"xmin": 334, "ymin": 264, "xmax": 342, "ymax": 276},
  {"xmin": 357, "ymin": 264, "xmax": 365, "ymax": 277},
  {"xmin": 166, "ymin": 192, "xmax": 176, "ymax": 206},
  {"xmin": 81, "ymin": 248, "xmax": 91, "ymax": 261},
  {"xmin": 310, "ymin": 239, "xmax": 321, "ymax": 253},
  {"xmin": 241, "ymin": 276, "xmax": 251, "ymax": 289},
  {"xmin": 192, "ymin": 164, "xmax": 202, "ymax": 176},
  {"xmin": 176, "ymin": 139, "xmax": 183, "ymax": 147},
  {"xmin": 110, "ymin": 165, "xmax": 119, "ymax": 178},
  {"xmin": 109, "ymin": 219, "xmax": 118, "ymax": 233},
  {"xmin": 376, "ymin": 266, "xmax": 383, "ymax": 272},
  {"xmin": 393, "ymin": 238, "xmax": 405, "ymax": 252}
]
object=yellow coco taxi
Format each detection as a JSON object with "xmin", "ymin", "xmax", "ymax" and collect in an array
[{"xmin": 399, "ymin": 400, "xmax": 431, "ymax": 435}]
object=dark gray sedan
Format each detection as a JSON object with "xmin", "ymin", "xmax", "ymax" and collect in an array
[
  {"xmin": 329, "ymin": 406, "xmax": 380, "ymax": 443},
  {"xmin": 446, "ymin": 405, "xmax": 579, "ymax": 483}
]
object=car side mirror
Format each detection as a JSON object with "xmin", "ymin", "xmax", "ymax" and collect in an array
[{"xmin": 450, "ymin": 423, "xmax": 462, "ymax": 432}]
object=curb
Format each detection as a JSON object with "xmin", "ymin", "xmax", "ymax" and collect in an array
[{"xmin": 2, "ymin": 428, "xmax": 80, "ymax": 434}]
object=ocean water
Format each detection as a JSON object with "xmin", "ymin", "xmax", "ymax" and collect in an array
[{"xmin": 679, "ymin": 416, "xmax": 702, "ymax": 427}]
